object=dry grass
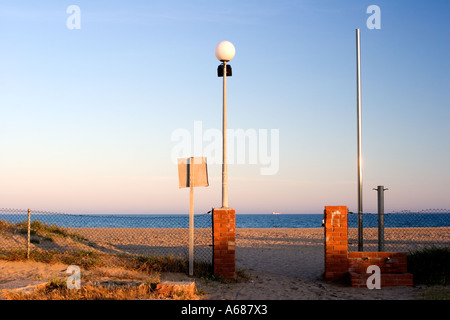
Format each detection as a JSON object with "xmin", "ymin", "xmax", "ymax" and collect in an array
[
  {"xmin": 0, "ymin": 220, "xmax": 212, "ymax": 300},
  {"xmin": 2, "ymin": 278, "xmax": 201, "ymax": 300},
  {"xmin": 419, "ymin": 285, "xmax": 450, "ymax": 300},
  {"xmin": 0, "ymin": 250, "xmax": 211, "ymax": 300}
]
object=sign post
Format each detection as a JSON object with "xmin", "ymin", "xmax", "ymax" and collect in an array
[
  {"xmin": 178, "ymin": 157, "xmax": 208, "ymax": 276},
  {"xmin": 189, "ymin": 158, "xmax": 194, "ymax": 277}
]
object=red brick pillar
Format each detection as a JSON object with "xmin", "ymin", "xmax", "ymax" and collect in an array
[
  {"xmin": 212, "ymin": 207, "xmax": 236, "ymax": 280},
  {"xmin": 324, "ymin": 206, "xmax": 348, "ymax": 281}
]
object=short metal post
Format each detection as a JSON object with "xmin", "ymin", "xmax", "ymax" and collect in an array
[{"xmin": 374, "ymin": 186, "xmax": 388, "ymax": 252}]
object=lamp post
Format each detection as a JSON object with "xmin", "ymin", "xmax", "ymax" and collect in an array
[{"xmin": 215, "ymin": 41, "xmax": 235, "ymax": 208}]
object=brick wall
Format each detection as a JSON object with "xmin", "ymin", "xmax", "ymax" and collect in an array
[
  {"xmin": 212, "ymin": 208, "xmax": 236, "ymax": 280},
  {"xmin": 324, "ymin": 206, "xmax": 413, "ymax": 287},
  {"xmin": 324, "ymin": 206, "xmax": 349, "ymax": 281},
  {"xmin": 348, "ymin": 252, "xmax": 408, "ymax": 274},
  {"xmin": 349, "ymin": 272, "xmax": 413, "ymax": 287},
  {"xmin": 348, "ymin": 251, "xmax": 413, "ymax": 287}
]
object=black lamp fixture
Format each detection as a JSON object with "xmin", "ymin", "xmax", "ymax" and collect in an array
[{"xmin": 217, "ymin": 63, "xmax": 232, "ymax": 77}]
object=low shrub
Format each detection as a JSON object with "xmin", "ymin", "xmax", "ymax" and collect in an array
[{"xmin": 407, "ymin": 247, "xmax": 450, "ymax": 285}]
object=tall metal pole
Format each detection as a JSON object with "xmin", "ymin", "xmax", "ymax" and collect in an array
[
  {"xmin": 356, "ymin": 29, "xmax": 363, "ymax": 251},
  {"xmin": 222, "ymin": 61, "xmax": 228, "ymax": 208}
]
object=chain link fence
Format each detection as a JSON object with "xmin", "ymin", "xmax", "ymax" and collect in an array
[
  {"xmin": 0, "ymin": 208, "xmax": 213, "ymax": 264},
  {"xmin": 348, "ymin": 209, "xmax": 450, "ymax": 252},
  {"xmin": 3, "ymin": 207, "xmax": 449, "ymax": 263}
]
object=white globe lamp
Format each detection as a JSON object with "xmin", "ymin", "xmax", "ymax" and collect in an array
[{"xmin": 215, "ymin": 41, "xmax": 235, "ymax": 62}]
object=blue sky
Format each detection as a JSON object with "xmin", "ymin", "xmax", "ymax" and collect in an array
[{"xmin": 0, "ymin": 0, "xmax": 449, "ymax": 214}]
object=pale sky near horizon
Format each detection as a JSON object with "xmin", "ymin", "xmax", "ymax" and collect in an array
[{"xmin": 0, "ymin": 0, "xmax": 449, "ymax": 214}]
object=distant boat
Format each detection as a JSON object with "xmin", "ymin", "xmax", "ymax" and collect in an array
[{"xmin": 272, "ymin": 212, "xmax": 281, "ymax": 215}]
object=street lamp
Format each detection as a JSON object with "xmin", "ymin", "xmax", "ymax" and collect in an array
[{"xmin": 215, "ymin": 41, "xmax": 235, "ymax": 208}]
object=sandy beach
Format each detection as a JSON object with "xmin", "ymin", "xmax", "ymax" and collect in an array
[
  {"xmin": 202, "ymin": 227, "xmax": 448, "ymax": 300},
  {"xmin": 1, "ymin": 227, "xmax": 449, "ymax": 299}
]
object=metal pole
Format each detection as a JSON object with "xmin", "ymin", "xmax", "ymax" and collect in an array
[
  {"xmin": 356, "ymin": 29, "xmax": 363, "ymax": 251},
  {"xmin": 189, "ymin": 157, "xmax": 194, "ymax": 276},
  {"xmin": 374, "ymin": 186, "xmax": 388, "ymax": 252},
  {"xmin": 27, "ymin": 208, "xmax": 31, "ymax": 259},
  {"xmin": 222, "ymin": 61, "xmax": 228, "ymax": 208}
]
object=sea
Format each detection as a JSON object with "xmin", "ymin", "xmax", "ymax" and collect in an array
[{"xmin": 1, "ymin": 212, "xmax": 450, "ymax": 229}]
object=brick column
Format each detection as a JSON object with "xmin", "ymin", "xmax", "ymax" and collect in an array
[
  {"xmin": 212, "ymin": 207, "xmax": 236, "ymax": 280},
  {"xmin": 324, "ymin": 206, "xmax": 348, "ymax": 281}
]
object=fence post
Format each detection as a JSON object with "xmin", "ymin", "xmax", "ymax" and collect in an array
[
  {"xmin": 374, "ymin": 186, "xmax": 388, "ymax": 252},
  {"xmin": 27, "ymin": 208, "xmax": 31, "ymax": 259}
]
